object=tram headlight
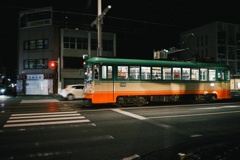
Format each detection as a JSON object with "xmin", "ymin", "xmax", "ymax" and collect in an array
[{"xmin": 88, "ymin": 88, "xmax": 92, "ymax": 92}]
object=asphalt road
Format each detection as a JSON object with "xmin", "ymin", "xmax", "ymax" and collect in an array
[{"xmin": 0, "ymin": 95, "xmax": 240, "ymax": 159}]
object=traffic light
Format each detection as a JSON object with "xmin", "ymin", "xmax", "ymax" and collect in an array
[{"xmin": 50, "ymin": 61, "xmax": 55, "ymax": 69}]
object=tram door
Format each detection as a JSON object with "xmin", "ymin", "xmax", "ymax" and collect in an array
[{"xmin": 101, "ymin": 65, "xmax": 115, "ymax": 103}]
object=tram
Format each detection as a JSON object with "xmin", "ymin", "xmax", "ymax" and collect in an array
[{"xmin": 83, "ymin": 57, "xmax": 231, "ymax": 106}]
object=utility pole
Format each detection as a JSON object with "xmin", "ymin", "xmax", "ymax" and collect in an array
[{"xmin": 91, "ymin": 0, "xmax": 111, "ymax": 57}]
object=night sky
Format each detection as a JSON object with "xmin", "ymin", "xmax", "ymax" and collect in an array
[{"xmin": 1, "ymin": 1, "xmax": 240, "ymax": 80}]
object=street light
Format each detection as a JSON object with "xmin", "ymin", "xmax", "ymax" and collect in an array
[{"xmin": 91, "ymin": 0, "xmax": 111, "ymax": 57}]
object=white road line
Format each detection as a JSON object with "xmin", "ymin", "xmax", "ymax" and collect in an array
[
  {"xmin": 12, "ymin": 111, "xmax": 78, "ymax": 116},
  {"xmin": 3, "ymin": 119, "xmax": 90, "ymax": 128},
  {"xmin": 9, "ymin": 114, "xmax": 81, "ymax": 119},
  {"xmin": 7, "ymin": 116, "xmax": 85, "ymax": 123},
  {"xmin": 20, "ymin": 99, "xmax": 60, "ymax": 103},
  {"xmin": 148, "ymin": 110, "xmax": 240, "ymax": 119},
  {"xmin": 122, "ymin": 154, "xmax": 140, "ymax": 160},
  {"xmin": 112, "ymin": 109, "xmax": 148, "ymax": 120},
  {"xmin": 194, "ymin": 105, "xmax": 240, "ymax": 110}
]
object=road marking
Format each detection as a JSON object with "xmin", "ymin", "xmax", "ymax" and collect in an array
[
  {"xmin": 7, "ymin": 116, "xmax": 85, "ymax": 123},
  {"xmin": 4, "ymin": 119, "xmax": 90, "ymax": 127},
  {"xmin": 9, "ymin": 114, "xmax": 81, "ymax": 119},
  {"xmin": 190, "ymin": 134, "xmax": 202, "ymax": 138},
  {"xmin": 20, "ymin": 99, "xmax": 59, "ymax": 103},
  {"xmin": 148, "ymin": 110, "xmax": 240, "ymax": 119},
  {"xmin": 112, "ymin": 109, "xmax": 148, "ymax": 120},
  {"xmin": 122, "ymin": 154, "xmax": 140, "ymax": 160},
  {"xmin": 194, "ymin": 105, "xmax": 240, "ymax": 110},
  {"xmin": 4, "ymin": 111, "xmax": 92, "ymax": 128},
  {"xmin": 11, "ymin": 111, "xmax": 77, "ymax": 116}
]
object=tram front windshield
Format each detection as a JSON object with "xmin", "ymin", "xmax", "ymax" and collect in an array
[{"xmin": 85, "ymin": 65, "xmax": 92, "ymax": 83}]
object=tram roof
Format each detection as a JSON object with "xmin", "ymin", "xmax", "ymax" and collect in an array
[{"xmin": 87, "ymin": 57, "xmax": 228, "ymax": 68}]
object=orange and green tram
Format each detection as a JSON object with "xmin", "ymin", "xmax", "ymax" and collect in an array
[{"xmin": 83, "ymin": 57, "xmax": 231, "ymax": 106}]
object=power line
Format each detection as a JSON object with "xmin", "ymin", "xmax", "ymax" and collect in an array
[{"xmin": 1, "ymin": 5, "xmax": 185, "ymax": 29}]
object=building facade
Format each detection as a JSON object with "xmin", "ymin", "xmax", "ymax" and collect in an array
[
  {"xmin": 17, "ymin": 7, "xmax": 116, "ymax": 95},
  {"xmin": 180, "ymin": 21, "xmax": 240, "ymax": 90},
  {"xmin": 59, "ymin": 29, "xmax": 116, "ymax": 92}
]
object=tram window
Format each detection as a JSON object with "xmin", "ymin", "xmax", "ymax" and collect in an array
[
  {"xmin": 152, "ymin": 67, "xmax": 161, "ymax": 80},
  {"xmin": 217, "ymin": 70, "xmax": 222, "ymax": 81},
  {"xmin": 227, "ymin": 70, "xmax": 230, "ymax": 81},
  {"xmin": 222, "ymin": 70, "xmax": 225, "ymax": 81},
  {"xmin": 94, "ymin": 64, "xmax": 99, "ymax": 80},
  {"xmin": 130, "ymin": 66, "xmax": 140, "ymax": 80},
  {"xmin": 108, "ymin": 66, "xmax": 113, "ymax": 79},
  {"xmin": 85, "ymin": 66, "xmax": 92, "ymax": 82},
  {"xmin": 200, "ymin": 68, "xmax": 208, "ymax": 81},
  {"xmin": 209, "ymin": 69, "xmax": 216, "ymax": 81},
  {"xmin": 102, "ymin": 65, "xmax": 113, "ymax": 80},
  {"xmin": 163, "ymin": 67, "xmax": 171, "ymax": 80},
  {"xmin": 173, "ymin": 68, "xmax": 181, "ymax": 80},
  {"xmin": 182, "ymin": 68, "xmax": 190, "ymax": 80},
  {"xmin": 102, "ymin": 66, "xmax": 107, "ymax": 79},
  {"xmin": 191, "ymin": 68, "xmax": 199, "ymax": 80},
  {"xmin": 141, "ymin": 67, "xmax": 151, "ymax": 80},
  {"xmin": 118, "ymin": 66, "xmax": 128, "ymax": 80}
]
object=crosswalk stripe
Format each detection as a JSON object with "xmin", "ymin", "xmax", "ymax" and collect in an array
[
  {"xmin": 4, "ymin": 111, "xmax": 92, "ymax": 128},
  {"xmin": 11, "ymin": 111, "xmax": 77, "ymax": 116},
  {"xmin": 7, "ymin": 116, "xmax": 85, "ymax": 123},
  {"xmin": 3, "ymin": 119, "xmax": 90, "ymax": 128},
  {"xmin": 9, "ymin": 114, "xmax": 81, "ymax": 119}
]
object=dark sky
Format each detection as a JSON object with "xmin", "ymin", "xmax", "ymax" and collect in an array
[{"xmin": 1, "ymin": 1, "xmax": 240, "ymax": 78}]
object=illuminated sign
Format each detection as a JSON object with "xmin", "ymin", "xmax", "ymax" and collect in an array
[
  {"xmin": 19, "ymin": 7, "xmax": 52, "ymax": 29},
  {"xmin": 27, "ymin": 74, "xmax": 44, "ymax": 80}
]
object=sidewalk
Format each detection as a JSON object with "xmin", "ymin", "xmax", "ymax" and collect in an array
[{"xmin": 16, "ymin": 95, "xmax": 61, "ymax": 100}]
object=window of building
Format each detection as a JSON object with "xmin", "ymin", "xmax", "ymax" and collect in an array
[
  {"xmin": 43, "ymin": 39, "xmax": 49, "ymax": 49},
  {"xmin": 182, "ymin": 68, "xmax": 190, "ymax": 80},
  {"xmin": 141, "ymin": 67, "xmax": 151, "ymax": 80},
  {"xmin": 191, "ymin": 68, "xmax": 199, "ymax": 80},
  {"xmin": 24, "ymin": 39, "xmax": 48, "ymax": 50},
  {"xmin": 152, "ymin": 67, "xmax": 161, "ymax": 80},
  {"xmin": 130, "ymin": 66, "xmax": 140, "ymax": 80},
  {"xmin": 70, "ymin": 37, "xmax": 75, "ymax": 49},
  {"xmin": 118, "ymin": 66, "xmax": 128, "ymax": 80},
  {"xmin": 64, "ymin": 37, "xmax": 70, "ymax": 48},
  {"xmin": 37, "ymin": 40, "xmax": 43, "ymax": 49},
  {"xmin": 63, "ymin": 57, "xmax": 83, "ymax": 69},
  {"xmin": 91, "ymin": 39, "xmax": 97, "ymax": 50},
  {"xmin": 24, "ymin": 59, "xmax": 48, "ymax": 69},
  {"xmin": 173, "ymin": 67, "xmax": 181, "ymax": 80},
  {"xmin": 30, "ymin": 40, "xmax": 36, "ymax": 49},
  {"xmin": 63, "ymin": 37, "xmax": 75, "ymax": 49},
  {"xmin": 209, "ymin": 69, "xmax": 216, "ymax": 81},
  {"xmin": 103, "ymin": 40, "xmax": 113, "ymax": 51},
  {"xmin": 163, "ymin": 67, "xmax": 171, "ymax": 80},
  {"xmin": 77, "ymin": 38, "xmax": 88, "ymax": 49},
  {"xmin": 200, "ymin": 68, "xmax": 208, "ymax": 81},
  {"xmin": 29, "ymin": 59, "xmax": 36, "ymax": 69},
  {"xmin": 24, "ymin": 41, "xmax": 29, "ymax": 50}
]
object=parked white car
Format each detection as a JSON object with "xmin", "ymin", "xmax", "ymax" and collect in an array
[{"xmin": 60, "ymin": 84, "xmax": 84, "ymax": 100}]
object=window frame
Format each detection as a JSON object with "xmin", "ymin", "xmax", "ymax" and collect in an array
[{"xmin": 141, "ymin": 66, "xmax": 151, "ymax": 80}]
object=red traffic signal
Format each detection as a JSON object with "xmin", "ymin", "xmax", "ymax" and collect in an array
[{"xmin": 50, "ymin": 61, "xmax": 56, "ymax": 69}]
